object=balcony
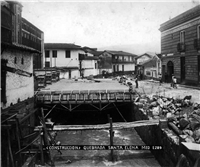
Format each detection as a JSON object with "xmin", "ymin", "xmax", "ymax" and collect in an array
[
  {"xmin": 177, "ymin": 42, "xmax": 186, "ymax": 52},
  {"xmin": 194, "ymin": 39, "xmax": 200, "ymax": 50},
  {"xmin": 112, "ymin": 59, "xmax": 135, "ymax": 64}
]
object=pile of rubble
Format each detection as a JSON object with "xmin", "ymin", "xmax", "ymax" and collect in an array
[{"xmin": 135, "ymin": 95, "xmax": 200, "ymax": 144}]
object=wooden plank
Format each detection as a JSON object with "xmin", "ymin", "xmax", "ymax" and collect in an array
[{"xmin": 51, "ymin": 120, "xmax": 159, "ymax": 131}]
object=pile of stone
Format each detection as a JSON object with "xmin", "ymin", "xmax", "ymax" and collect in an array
[{"xmin": 135, "ymin": 95, "xmax": 200, "ymax": 144}]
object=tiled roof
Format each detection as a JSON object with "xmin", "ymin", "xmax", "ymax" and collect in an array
[
  {"xmin": 160, "ymin": 5, "xmax": 200, "ymax": 32},
  {"xmin": 139, "ymin": 55, "xmax": 159, "ymax": 66},
  {"xmin": 105, "ymin": 50, "xmax": 137, "ymax": 57},
  {"xmin": 82, "ymin": 47, "xmax": 103, "ymax": 56},
  {"xmin": 136, "ymin": 52, "xmax": 156, "ymax": 59},
  {"xmin": 44, "ymin": 43, "xmax": 82, "ymax": 50}
]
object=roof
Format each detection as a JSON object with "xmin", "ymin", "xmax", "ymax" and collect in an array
[
  {"xmin": 160, "ymin": 5, "xmax": 200, "ymax": 32},
  {"xmin": 82, "ymin": 47, "xmax": 103, "ymax": 56},
  {"xmin": 2, "ymin": 42, "xmax": 41, "ymax": 53},
  {"xmin": 82, "ymin": 46, "xmax": 97, "ymax": 51},
  {"xmin": 22, "ymin": 17, "xmax": 43, "ymax": 33},
  {"xmin": 93, "ymin": 51, "xmax": 104, "ymax": 56},
  {"xmin": 136, "ymin": 52, "xmax": 156, "ymax": 59},
  {"xmin": 44, "ymin": 43, "xmax": 82, "ymax": 50},
  {"xmin": 105, "ymin": 50, "xmax": 137, "ymax": 57},
  {"xmin": 140, "ymin": 55, "xmax": 160, "ymax": 66}
]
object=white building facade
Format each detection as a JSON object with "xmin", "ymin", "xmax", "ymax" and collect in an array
[
  {"xmin": 44, "ymin": 43, "xmax": 98, "ymax": 79},
  {"xmin": 1, "ymin": 47, "xmax": 35, "ymax": 109}
]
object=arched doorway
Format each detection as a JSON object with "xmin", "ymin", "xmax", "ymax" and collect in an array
[{"xmin": 167, "ymin": 61, "xmax": 174, "ymax": 83}]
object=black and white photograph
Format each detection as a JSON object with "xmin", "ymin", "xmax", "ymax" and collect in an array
[{"xmin": 1, "ymin": 0, "xmax": 200, "ymax": 166}]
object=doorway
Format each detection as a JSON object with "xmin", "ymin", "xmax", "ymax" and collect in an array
[
  {"xmin": 180, "ymin": 57, "xmax": 185, "ymax": 83},
  {"xmin": 167, "ymin": 61, "xmax": 174, "ymax": 83}
]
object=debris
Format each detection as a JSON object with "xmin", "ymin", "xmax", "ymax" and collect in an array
[{"xmin": 134, "ymin": 91, "xmax": 200, "ymax": 144}]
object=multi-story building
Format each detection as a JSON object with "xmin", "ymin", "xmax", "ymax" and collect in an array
[
  {"xmin": 44, "ymin": 43, "xmax": 98, "ymax": 79},
  {"xmin": 1, "ymin": 1, "xmax": 44, "ymax": 69},
  {"xmin": 98, "ymin": 50, "xmax": 137, "ymax": 75},
  {"xmin": 22, "ymin": 18, "xmax": 44, "ymax": 69},
  {"xmin": 109, "ymin": 50, "xmax": 137, "ymax": 74},
  {"xmin": 159, "ymin": 5, "xmax": 200, "ymax": 85},
  {"xmin": 1, "ymin": 1, "xmax": 43, "ymax": 109}
]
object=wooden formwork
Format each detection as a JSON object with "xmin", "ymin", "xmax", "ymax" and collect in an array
[{"xmin": 35, "ymin": 89, "xmax": 135, "ymax": 104}]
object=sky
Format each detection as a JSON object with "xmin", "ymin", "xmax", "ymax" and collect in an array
[{"xmin": 20, "ymin": 0, "xmax": 200, "ymax": 54}]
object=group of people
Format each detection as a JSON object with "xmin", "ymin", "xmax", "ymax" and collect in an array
[
  {"xmin": 117, "ymin": 72, "xmax": 177, "ymax": 93},
  {"xmin": 116, "ymin": 74, "xmax": 139, "ymax": 94}
]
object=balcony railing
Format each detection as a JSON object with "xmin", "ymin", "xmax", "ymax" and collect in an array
[
  {"xmin": 177, "ymin": 42, "xmax": 186, "ymax": 52},
  {"xmin": 194, "ymin": 39, "xmax": 200, "ymax": 50}
]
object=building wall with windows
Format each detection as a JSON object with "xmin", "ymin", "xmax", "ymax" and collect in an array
[
  {"xmin": 1, "ymin": 49, "xmax": 34, "ymax": 109},
  {"xmin": 160, "ymin": 5, "xmax": 200, "ymax": 85},
  {"xmin": 44, "ymin": 49, "xmax": 84, "ymax": 68},
  {"xmin": 21, "ymin": 18, "xmax": 44, "ymax": 69},
  {"xmin": 44, "ymin": 43, "xmax": 99, "ymax": 79},
  {"xmin": 106, "ymin": 51, "xmax": 137, "ymax": 74},
  {"xmin": 1, "ymin": 1, "xmax": 41, "ymax": 109}
]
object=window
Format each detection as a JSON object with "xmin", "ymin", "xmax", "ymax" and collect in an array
[
  {"xmin": 113, "ymin": 65, "xmax": 115, "ymax": 72},
  {"xmin": 198, "ymin": 25, "xmax": 200, "ymax": 39},
  {"xmin": 95, "ymin": 63, "xmax": 97, "ymax": 69},
  {"xmin": 122, "ymin": 65, "xmax": 124, "ymax": 71},
  {"xmin": 14, "ymin": 57, "xmax": 17, "ymax": 64},
  {"xmin": 124, "ymin": 56, "xmax": 128, "ymax": 61},
  {"xmin": 53, "ymin": 50, "xmax": 57, "ymax": 58},
  {"xmin": 45, "ymin": 50, "xmax": 50, "ymax": 58},
  {"xmin": 65, "ymin": 50, "xmax": 70, "ymax": 58},
  {"xmin": 180, "ymin": 31, "xmax": 185, "ymax": 43}
]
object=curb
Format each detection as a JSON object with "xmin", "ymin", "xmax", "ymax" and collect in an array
[{"xmin": 178, "ymin": 84, "xmax": 200, "ymax": 90}]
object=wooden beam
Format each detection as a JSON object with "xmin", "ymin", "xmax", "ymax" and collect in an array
[
  {"xmin": 113, "ymin": 103, "xmax": 127, "ymax": 122},
  {"xmin": 1, "ymin": 124, "xmax": 12, "ymax": 129},
  {"xmin": 7, "ymin": 128, "xmax": 15, "ymax": 167},
  {"xmin": 108, "ymin": 115, "xmax": 114, "ymax": 162},
  {"xmin": 44, "ymin": 104, "xmax": 57, "ymax": 118}
]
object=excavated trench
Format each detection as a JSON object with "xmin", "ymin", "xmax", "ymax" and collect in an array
[{"xmin": 38, "ymin": 102, "xmax": 167, "ymax": 167}]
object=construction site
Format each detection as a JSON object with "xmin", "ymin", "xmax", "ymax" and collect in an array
[{"xmin": 2, "ymin": 76, "xmax": 200, "ymax": 167}]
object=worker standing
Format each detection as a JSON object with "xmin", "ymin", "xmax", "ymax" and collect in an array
[{"xmin": 135, "ymin": 74, "xmax": 139, "ymax": 88}]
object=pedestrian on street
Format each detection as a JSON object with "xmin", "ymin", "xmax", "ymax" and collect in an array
[
  {"xmin": 135, "ymin": 74, "xmax": 139, "ymax": 88},
  {"xmin": 171, "ymin": 74, "xmax": 174, "ymax": 88},
  {"xmin": 173, "ymin": 76, "xmax": 177, "ymax": 88},
  {"xmin": 159, "ymin": 73, "xmax": 162, "ymax": 86}
]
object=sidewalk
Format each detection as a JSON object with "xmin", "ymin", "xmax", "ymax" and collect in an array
[
  {"xmin": 137, "ymin": 80, "xmax": 200, "ymax": 103},
  {"xmin": 147, "ymin": 79, "xmax": 200, "ymax": 90}
]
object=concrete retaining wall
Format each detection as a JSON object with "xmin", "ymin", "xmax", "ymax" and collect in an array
[{"xmin": 132, "ymin": 104, "xmax": 180, "ymax": 167}]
